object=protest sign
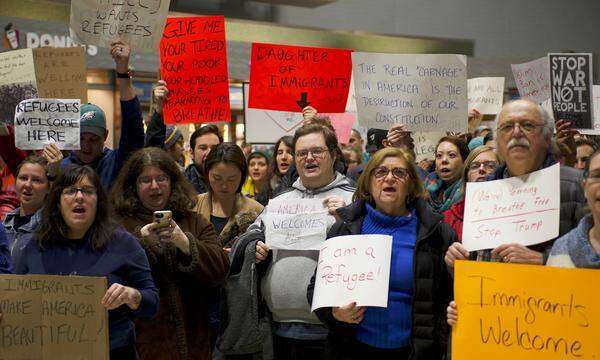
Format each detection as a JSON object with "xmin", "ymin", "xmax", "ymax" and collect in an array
[
  {"xmin": 413, "ymin": 131, "xmax": 445, "ymax": 162},
  {"xmin": 264, "ymin": 198, "xmax": 329, "ymax": 250},
  {"xmin": 243, "ymin": 82, "xmax": 303, "ymax": 143},
  {"xmin": 311, "ymin": 234, "xmax": 392, "ymax": 311},
  {"xmin": 33, "ymin": 47, "xmax": 88, "ymax": 102},
  {"xmin": 462, "ymin": 163, "xmax": 560, "ymax": 251},
  {"xmin": 452, "ymin": 261, "xmax": 600, "ymax": 360},
  {"xmin": 248, "ymin": 43, "xmax": 352, "ymax": 113},
  {"xmin": 467, "ymin": 77, "xmax": 504, "ymax": 115},
  {"xmin": 160, "ymin": 16, "xmax": 230, "ymax": 124},
  {"xmin": 511, "ymin": 57, "xmax": 551, "ymax": 104},
  {"xmin": 321, "ymin": 112, "xmax": 356, "ymax": 144},
  {"xmin": 14, "ymin": 98, "xmax": 81, "ymax": 150},
  {"xmin": 352, "ymin": 52, "xmax": 467, "ymax": 132},
  {"xmin": 0, "ymin": 48, "xmax": 38, "ymax": 124},
  {"xmin": 578, "ymin": 85, "xmax": 600, "ymax": 135},
  {"xmin": 0, "ymin": 274, "xmax": 108, "ymax": 359},
  {"xmin": 69, "ymin": 0, "xmax": 170, "ymax": 52},
  {"xmin": 549, "ymin": 53, "xmax": 594, "ymax": 129}
]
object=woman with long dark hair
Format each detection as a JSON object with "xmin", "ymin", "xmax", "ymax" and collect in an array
[{"xmin": 15, "ymin": 165, "xmax": 158, "ymax": 359}]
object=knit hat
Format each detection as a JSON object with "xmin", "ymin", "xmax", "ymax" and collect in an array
[
  {"xmin": 468, "ymin": 136, "xmax": 484, "ymax": 151},
  {"xmin": 165, "ymin": 125, "xmax": 183, "ymax": 149},
  {"xmin": 79, "ymin": 103, "xmax": 106, "ymax": 138}
]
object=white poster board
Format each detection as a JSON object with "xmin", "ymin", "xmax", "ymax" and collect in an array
[
  {"xmin": 14, "ymin": 98, "xmax": 81, "ymax": 150},
  {"xmin": 311, "ymin": 234, "xmax": 392, "ymax": 311},
  {"xmin": 462, "ymin": 163, "xmax": 560, "ymax": 251},
  {"xmin": 0, "ymin": 49, "xmax": 38, "ymax": 123},
  {"xmin": 69, "ymin": 0, "xmax": 170, "ymax": 52},
  {"xmin": 467, "ymin": 77, "xmax": 504, "ymax": 115},
  {"xmin": 352, "ymin": 52, "xmax": 467, "ymax": 132},
  {"xmin": 413, "ymin": 131, "xmax": 445, "ymax": 162},
  {"xmin": 511, "ymin": 57, "xmax": 551, "ymax": 104},
  {"xmin": 264, "ymin": 198, "xmax": 329, "ymax": 250}
]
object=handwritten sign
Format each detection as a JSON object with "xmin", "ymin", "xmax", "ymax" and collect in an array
[
  {"xmin": 160, "ymin": 16, "xmax": 230, "ymax": 124},
  {"xmin": 352, "ymin": 52, "xmax": 467, "ymax": 132},
  {"xmin": 322, "ymin": 112, "xmax": 356, "ymax": 144},
  {"xmin": 468, "ymin": 77, "xmax": 504, "ymax": 115},
  {"xmin": 243, "ymin": 83, "xmax": 303, "ymax": 143},
  {"xmin": 311, "ymin": 234, "xmax": 392, "ymax": 311},
  {"xmin": 462, "ymin": 163, "xmax": 560, "ymax": 251},
  {"xmin": 264, "ymin": 198, "xmax": 329, "ymax": 250},
  {"xmin": 511, "ymin": 57, "xmax": 551, "ymax": 104},
  {"xmin": 413, "ymin": 131, "xmax": 445, "ymax": 162},
  {"xmin": 0, "ymin": 274, "xmax": 108, "ymax": 360},
  {"xmin": 549, "ymin": 53, "xmax": 594, "ymax": 129},
  {"xmin": 0, "ymin": 49, "xmax": 38, "ymax": 124},
  {"xmin": 69, "ymin": 0, "xmax": 170, "ymax": 52},
  {"xmin": 248, "ymin": 43, "xmax": 352, "ymax": 113},
  {"xmin": 575, "ymin": 85, "xmax": 600, "ymax": 135},
  {"xmin": 33, "ymin": 47, "xmax": 88, "ymax": 103},
  {"xmin": 14, "ymin": 98, "xmax": 81, "ymax": 150},
  {"xmin": 452, "ymin": 261, "xmax": 600, "ymax": 360}
]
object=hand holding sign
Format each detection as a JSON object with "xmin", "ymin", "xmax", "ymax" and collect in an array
[
  {"xmin": 332, "ymin": 302, "xmax": 365, "ymax": 324},
  {"xmin": 42, "ymin": 143, "xmax": 64, "ymax": 178},
  {"xmin": 110, "ymin": 41, "xmax": 131, "ymax": 73},
  {"xmin": 102, "ymin": 283, "xmax": 142, "ymax": 311}
]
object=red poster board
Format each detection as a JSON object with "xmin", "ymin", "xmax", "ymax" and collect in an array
[
  {"xmin": 160, "ymin": 16, "xmax": 230, "ymax": 124},
  {"xmin": 248, "ymin": 43, "xmax": 352, "ymax": 113}
]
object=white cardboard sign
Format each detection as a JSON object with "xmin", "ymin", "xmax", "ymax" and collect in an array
[
  {"xmin": 462, "ymin": 163, "xmax": 560, "ymax": 251},
  {"xmin": 511, "ymin": 57, "xmax": 551, "ymax": 104},
  {"xmin": 14, "ymin": 98, "xmax": 81, "ymax": 150},
  {"xmin": 69, "ymin": 0, "xmax": 170, "ymax": 53},
  {"xmin": 311, "ymin": 234, "xmax": 392, "ymax": 311},
  {"xmin": 265, "ymin": 198, "xmax": 329, "ymax": 250},
  {"xmin": 413, "ymin": 131, "xmax": 445, "ymax": 162},
  {"xmin": 352, "ymin": 52, "xmax": 467, "ymax": 132},
  {"xmin": 0, "ymin": 49, "xmax": 38, "ymax": 124},
  {"xmin": 467, "ymin": 77, "xmax": 504, "ymax": 115}
]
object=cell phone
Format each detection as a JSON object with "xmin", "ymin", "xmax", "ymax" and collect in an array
[{"xmin": 153, "ymin": 210, "xmax": 172, "ymax": 228}]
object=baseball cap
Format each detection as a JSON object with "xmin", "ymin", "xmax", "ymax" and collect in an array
[
  {"xmin": 366, "ymin": 128, "xmax": 388, "ymax": 153},
  {"xmin": 79, "ymin": 103, "xmax": 107, "ymax": 138}
]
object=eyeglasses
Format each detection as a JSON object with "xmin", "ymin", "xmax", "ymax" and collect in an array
[
  {"xmin": 137, "ymin": 174, "xmax": 170, "ymax": 186},
  {"xmin": 468, "ymin": 161, "xmax": 498, "ymax": 171},
  {"xmin": 62, "ymin": 186, "xmax": 97, "ymax": 197},
  {"xmin": 295, "ymin": 147, "xmax": 329, "ymax": 160},
  {"xmin": 372, "ymin": 166, "xmax": 410, "ymax": 180},
  {"xmin": 497, "ymin": 121, "xmax": 544, "ymax": 135}
]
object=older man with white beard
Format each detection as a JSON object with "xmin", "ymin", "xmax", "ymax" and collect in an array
[{"xmin": 445, "ymin": 99, "xmax": 586, "ymax": 266}]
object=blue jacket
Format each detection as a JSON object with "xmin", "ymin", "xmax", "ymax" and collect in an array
[
  {"xmin": 61, "ymin": 97, "xmax": 145, "ymax": 191},
  {"xmin": 15, "ymin": 229, "xmax": 159, "ymax": 350},
  {"xmin": 0, "ymin": 223, "xmax": 12, "ymax": 274},
  {"xmin": 547, "ymin": 214, "xmax": 600, "ymax": 268},
  {"xmin": 3, "ymin": 207, "xmax": 42, "ymax": 264}
]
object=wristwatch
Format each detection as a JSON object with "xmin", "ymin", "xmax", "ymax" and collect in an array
[{"xmin": 116, "ymin": 71, "xmax": 132, "ymax": 79}]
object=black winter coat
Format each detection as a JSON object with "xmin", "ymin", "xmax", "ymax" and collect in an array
[{"xmin": 308, "ymin": 199, "xmax": 456, "ymax": 360}]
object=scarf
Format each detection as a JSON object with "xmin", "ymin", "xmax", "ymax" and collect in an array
[{"xmin": 424, "ymin": 172, "xmax": 463, "ymax": 213}]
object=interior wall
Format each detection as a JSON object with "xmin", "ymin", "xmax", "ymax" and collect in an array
[{"xmin": 87, "ymin": 89, "xmax": 115, "ymax": 149}]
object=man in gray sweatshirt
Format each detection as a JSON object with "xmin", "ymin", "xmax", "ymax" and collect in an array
[{"xmin": 254, "ymin": 124, "xmax": 355, "ymax": 359}]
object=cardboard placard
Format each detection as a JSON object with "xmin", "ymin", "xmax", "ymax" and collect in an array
[
  {"xmin": 14, "ymin": 98, "xmax": 81, "ymax": 150},
  {"xmin": 511, "ymin": 57, "xmax": 552, "ymax": 104},
  {"xmin": 468, "ymin": 77, "xmax": 505, "ymax": 115},
  {"xmin": 248, "ymin": 43, "xmax": 352, "ymax": 113},
  {"xmin": 33, "ymin": 47, "xmax": 88, "ymax": 103},
  {"xmin": 452, "ymin": 261, "xmax": 600, "ymax": 360},
  {"xmin": 69, "ymin": 0, "xmax": 170, "ymax": 52},
  {"xmin": 0, "ymin": 274, "xmax": 108, "ymax": 360},
  {"xmin": 352, "ymin": 52, "xmax": 467, "ymax": 132},
  {"xmin": 462, "ymin": 163, "xmax": 560, "ymax": 251},
  {"xmin": 0, "ymin": 49, "xmax": 38, "ymax": 124},
  {"xmin": 311, "ymin": 234, "xmax": 392, "ymax": 311},
  {"xmin": 160, "ymin": 16, "xmax": 230, "ymax": 124},
  {"xmin": 549, "ymin": 53, "xmax": 594, "ymax": 129},
  {"xmin": 264, "ymin": 198, "xmax": 330, "ymax": 250}
]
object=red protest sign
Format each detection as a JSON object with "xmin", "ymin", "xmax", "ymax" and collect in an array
[
  {"xmin": 248, "ymin": 43, "xmax": 352, "ymax": 113},
  {"xmin": 160, "ymin": 16, "xmax": 230, "ymax": 124}
]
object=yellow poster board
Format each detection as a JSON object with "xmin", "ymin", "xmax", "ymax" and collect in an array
[{"xmin": 452, "ymin": 261, "xmax": 600, "ymax": 360}]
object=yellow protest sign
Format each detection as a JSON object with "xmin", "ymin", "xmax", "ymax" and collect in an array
[
  {"xmin": 0, "ymin": 274, "xmax": 109, "ymax": 360},
  {"xmin": 452, "ymin": 261, "xmax": 600, "ymax": 360}
]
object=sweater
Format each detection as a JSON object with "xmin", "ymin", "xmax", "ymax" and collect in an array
[
  {"xmin": 15, "ymin": 229, "xmax": 159, "ymax": 350},
  {"xmin": 547, "ymin": 214, "xmax": 600, "ymax": 268},
  {"xmin": 356, "ymin": 203, "xmax": 417, "ymax": 349},
  {"xmin": 61, "ymin": 97, "xmax": 144, "ymax": 191}
]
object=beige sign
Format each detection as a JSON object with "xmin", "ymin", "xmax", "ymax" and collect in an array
[{"xmin": 34, "ymin": 47, "xmax": 88, "ymax": 102}]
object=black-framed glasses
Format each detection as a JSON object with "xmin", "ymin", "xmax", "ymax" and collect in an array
[
  {"xmin": 295, "ymin": 147, "xmax": 329, "ymax": 160},
  {"xmin": 62, "ymin": 185, "xmax": 97, "ymax": 197},
  {"xmin": 497, "ymin": 121, "xmax": 544, "ymax": 135},
  {"xmin": 372, "ymin": 166, "xmax": 410, "ymax": 180},
  {"xmin": 468, "ymin": 161, "xmax": 498, "ymax": 171}
]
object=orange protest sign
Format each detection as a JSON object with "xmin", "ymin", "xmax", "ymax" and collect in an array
[{"xmin": 452, "ymin": 261, "xmax": 600, "ymax": 360}]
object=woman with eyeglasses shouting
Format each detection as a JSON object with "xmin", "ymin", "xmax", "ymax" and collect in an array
[
  {"xmin": 111, "ymin": 147, "xmax": 230, "ymax": 360},
  {"xmin": 14, "ymin": 165, "xmax": 159, "ymax": 359},
  {"xmin": 309, "ymin": 147, "xmax": 456, "ymax": 360}
]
